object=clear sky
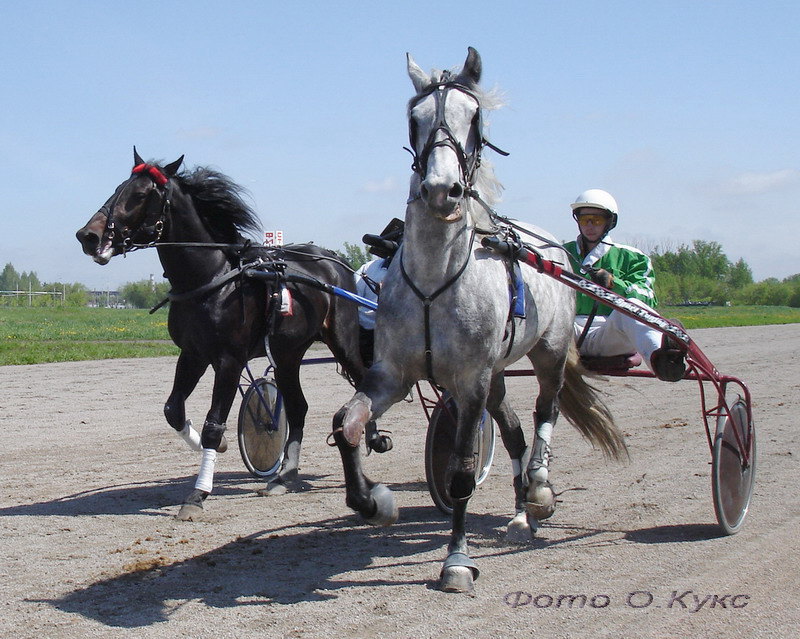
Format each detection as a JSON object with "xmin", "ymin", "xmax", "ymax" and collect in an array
[{"xmin": 1, "ymin": 1, "xmax": 797, "ymax": 290}]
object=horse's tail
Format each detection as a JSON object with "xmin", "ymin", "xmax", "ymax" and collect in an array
[{"xmin": 558, "ymin": 342, "xmax": 629, "ymax": 461}]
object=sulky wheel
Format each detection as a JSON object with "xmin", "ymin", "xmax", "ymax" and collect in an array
[
  {"xmin": 711, "ymin": 398, "xmax": 756, "ymax": 535},
  {"xmin": 424, "ymin": 393, "xmax": 496, "ymax": 516},
  {"xmin": 237, "ymin": 378, "xmax": 288, "ymax": 478}
]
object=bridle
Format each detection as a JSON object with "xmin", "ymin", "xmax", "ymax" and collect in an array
[
  {"xmin": 406, "ymin": 73, "xmax": 508, "ymax": 203},
  {"xmin": 401, "ymin": 75, "xmax": 510, "ymax": 382},
  {"xmin": 99, "ymin": 163, "xmax": 172, "ymax": 254}
]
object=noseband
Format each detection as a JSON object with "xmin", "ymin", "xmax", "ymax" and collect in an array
[{"xmin": 99, "ymin": 163, "xmax": 172, "ymax": 253}]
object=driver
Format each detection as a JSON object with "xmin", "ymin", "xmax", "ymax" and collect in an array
[
  {"xmin": 564, "ymin": 189, "xmax": 686, "ymax": 382},
  {"xmin": 355, "ymin": 219, "xmax": 404, "ymax": 367}
]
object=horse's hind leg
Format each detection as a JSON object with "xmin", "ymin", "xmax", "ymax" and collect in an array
[
  {"xmin": 258, "ymin": 345, "xmax": 309, "ymax": 495},
  {"xmin": 486, "ymin": 373, "xmax": 534, "ymax": 542},
  {"xmin": 525, "ymin": 344, "xmax": 568, "ymax": 524}
]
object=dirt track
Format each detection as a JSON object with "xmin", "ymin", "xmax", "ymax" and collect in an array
[{"xmin": 1, "ymin": 324, "xmax": 798, "ymax": 638}]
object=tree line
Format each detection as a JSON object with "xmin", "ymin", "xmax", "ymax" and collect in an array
[
  {"xmin": 649, "ymin": 240, "xmax": 800, "ymax": 307},
  {"xmin": 2, "ymin": 239, "xmax": 799, "ymax": 309}
]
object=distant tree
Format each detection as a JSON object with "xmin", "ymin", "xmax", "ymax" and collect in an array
[
  {"xmin": 732, "ymin": 279, "xmax": 792, "ymax": 306},
  {"xmin": 337, "ymin": 242, "xmax": 370, "ymax": 270},
  {"xmin": 121, "ymin": 279, "xmax": 171, "ymax": 309},
  {"xmin": 0, "ymin": 263, "xmax": 20, "ymax": 291},
  {"xmin": 727, "ymin": 258, "xmax": 753, "ymax": 289}
]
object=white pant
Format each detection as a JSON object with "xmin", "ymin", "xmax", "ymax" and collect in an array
[{"xmin": 574, "ymin": 298, "xmax": 662, "ymax": 369}]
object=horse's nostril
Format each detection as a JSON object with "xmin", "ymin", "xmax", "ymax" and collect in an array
[
  {"xmin": 448, "ymin": 183, "xmax": 463, "ymax": 199},
  {"xmin": 76, "ymin": 229, "xmax": 100, "ymax": 253}
]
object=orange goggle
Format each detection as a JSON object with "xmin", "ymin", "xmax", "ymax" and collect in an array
[{"xmin": 577, "ymin": 214, "xmax": 609, "ymax": 226}]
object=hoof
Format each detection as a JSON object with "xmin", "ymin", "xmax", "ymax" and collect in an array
[
  {"xmin": 526, "ymin": 481, "xmax": 556, "ymax": 521},
  {"xmin": 367, "ymin": 433, "xmax": 393, "ymax": 454},
  {"xmin": 440, "ymin": 552, "xmax": 479, "ymax": 593},
  {"xmin": 216, "ymin": 434, "xmax": 228, "ymax": 453},
  {"xmin": 176, "ymin": 503, "xmax": 203, "ymax": 521},
  {"xmin": 257, "ymin": 481, "xmax": 287, "ymax": 496},
  {"xmin": 506, "ymin": 511, "xmax": 534, "ymax": 543},
  {"xmin": 177, "ymin": 489, "xmax": 207, "ymax": 521},
  {"xmin": 364, "ymin": 484, "xmax": 398, "ymax": 527},
  {"xmin": 256, "ymin": 472, "xmax": 299, "ymax": 496}
]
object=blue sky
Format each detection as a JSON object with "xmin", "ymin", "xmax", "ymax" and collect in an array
[{"xmin": 1, "ymin": 1, "xmax": 797, "ymax": 289}]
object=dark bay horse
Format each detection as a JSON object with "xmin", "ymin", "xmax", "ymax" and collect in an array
[
  {"xmin": 76, "ymin": 149, "xmax": 375, "ymax": 519},
  {"xmin": 332, "ymin": 49, "xmax": 627, "ymax": 592}
]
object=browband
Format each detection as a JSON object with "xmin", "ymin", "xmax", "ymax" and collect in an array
[{"xmin": 132, "ymin": 163, "xmax": 169, "ymax": 187}]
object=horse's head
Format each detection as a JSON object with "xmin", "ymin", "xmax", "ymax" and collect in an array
[
  {"xmin": 406, "ymin": 47, "xmax": 488, "ymax": 222},
  {"xmin": 76, "ymin": 147, "xmax": 184, "ymax": 264}
]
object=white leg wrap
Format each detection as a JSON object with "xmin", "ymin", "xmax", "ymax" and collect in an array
[
  {"xmin": 511, "ymin": 458, "xmax": 522, "ymax": 477},
  {"xmin": 536, "ymin": 421, "xmax": 553, "ymax": 445},
  {"xmin": 194, "ymin": 448, "xmax": 217, "ymax": 493},
  {"xmin": 179, "ymin": 419, "xmax": 203, "ymax": 452}
]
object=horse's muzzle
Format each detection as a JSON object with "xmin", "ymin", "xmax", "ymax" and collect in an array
[
  {"xmin": 76, "ymin": 223, "xmax": 114, "ymax": 265},
  {"xmin": 421, "ymin": 180, "xmax": 465, "ymax": 222}
]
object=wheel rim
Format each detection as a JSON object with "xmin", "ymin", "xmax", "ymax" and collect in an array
[
  {"xmin": 425, "ymin": 395, "xmax": 496, "ymax": 515},
  {"xmin": 712, "ymin": 399, "xmax": 755, "ymax": 534},
  {"xmin": 238, "ymin": 379, "xmax": 287, "ymax": 478}
]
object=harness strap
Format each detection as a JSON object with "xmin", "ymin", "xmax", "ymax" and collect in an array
[{"xmin": 399, "ymin": 228, "xmax": 475, "ymax": 382}]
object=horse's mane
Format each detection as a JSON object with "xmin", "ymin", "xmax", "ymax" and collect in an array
[
  {"xmin": 408, "ymin": 68, "xmax": 505, "ymax": 210},
  {"xmin": 174, "ymin": 166, "xmax": 262, "ymax": 243}
]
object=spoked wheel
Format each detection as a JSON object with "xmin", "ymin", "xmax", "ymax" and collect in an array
[
  {"xmin": 237, "ymin": 378, "xmax": 288, "ymax": 478},
  {"xmin": 425, "ymin": 394, "xmax": 497, "ymax": 515},
  {"xmin": 711, "ymin": 397, "xmax": 756, "ymax": 535}
]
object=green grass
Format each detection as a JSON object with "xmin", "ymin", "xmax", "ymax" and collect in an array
[
  {"xmin": 0, "ymin": 307, "xmax": 178, "ymax": 365},
  {"xmin": 1, "ymin": 304, "xmax": 798, "ymax": 366},
  {"xmin": 663, "ymin": 305, "xmax": 800, "ymax": 329}
]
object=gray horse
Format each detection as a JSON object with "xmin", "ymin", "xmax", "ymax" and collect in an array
[{"xmin": 332, "ymin": 47, "xmax": 627, "ymax": 592}]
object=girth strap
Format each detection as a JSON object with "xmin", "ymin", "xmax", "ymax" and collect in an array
[{"xmin": 399, "ymin": 228, "xmax": 476, "ymax": 383}]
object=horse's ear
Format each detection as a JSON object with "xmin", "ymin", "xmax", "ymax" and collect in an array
[
  {"xmin": 407, "ymin": 53, "xmax": 429, "ymax": 93},
  {"xmin": 163, "ymin": 155, "xmax": 184, "ymax": 177},
  {"xmin": 133, "ymin": 146, "xmax": 144, "ymax": 166},
  {"xmin": 458, "ymin": 46, "xmax": 482, "ymax": 86}
]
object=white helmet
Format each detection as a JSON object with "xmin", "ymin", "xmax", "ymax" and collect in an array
[{"xmin": 571, "ymin": 189, "xmax": 618, "ymax": 230}]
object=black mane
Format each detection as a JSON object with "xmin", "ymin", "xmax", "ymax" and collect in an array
[{"xmin": 175, "ymin": 166, "xmax": 262, "ymax": 243}]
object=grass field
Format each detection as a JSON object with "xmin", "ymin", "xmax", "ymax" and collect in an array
[
  {"xmin": 1, "ymin": 304, "xmax": 799, "ymax": 366},
  {"xmin": 1, "ymin": 307, "xmax": 178, "ymax": 365}
]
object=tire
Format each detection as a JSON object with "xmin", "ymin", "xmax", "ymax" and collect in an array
[
  {"xmin": 237, "ymin": 378, "xmax": 288, "ymax": 478},
  {"xmin": 424, "ymin": 394, "xmax": 497, "ymax": 516},
  {"xmin": 711, "ymin": 398, "xmax": 756, "ymax": 535}
]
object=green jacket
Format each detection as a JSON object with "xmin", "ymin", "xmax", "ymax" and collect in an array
[{"xmin": 564, "ymin": 236, "xmax": 658, "ymax": 316}]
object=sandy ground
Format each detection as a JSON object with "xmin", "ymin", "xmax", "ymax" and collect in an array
[{"xmin": 0, "ymin": 323, "xmax": 798, "ymax": 639}]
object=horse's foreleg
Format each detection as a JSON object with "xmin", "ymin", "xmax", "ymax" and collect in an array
[
  {"xmin": 164, "ymin": 352, "xmax": 209, "ymax": 451},
  {"xmin": 440, "ymin": 393, "xmax": 484, "ymax": 593},
  {"xmin": 177, "ymin": 356, "xmax": 241, "ymax": 521},
  {"xmin": 332, "ymin": 367, "xmax": 407, "ymax": 526}
]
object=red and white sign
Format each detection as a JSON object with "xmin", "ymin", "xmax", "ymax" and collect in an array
[{"xmin": 264, "ymin": 230, "xmax": 284, "ymax": 246}]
